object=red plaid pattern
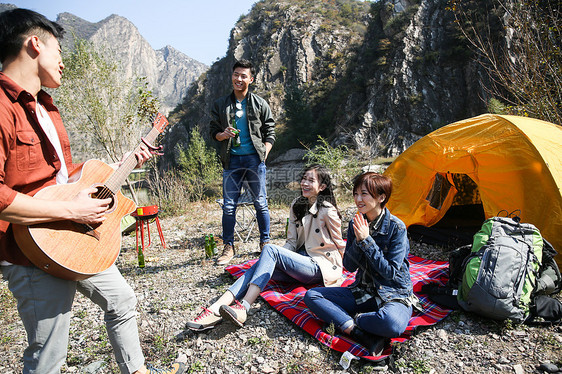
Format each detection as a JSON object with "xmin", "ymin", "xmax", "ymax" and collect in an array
[{"xmin": 226, "ymin": 255, "xmax": 451, "ymax": 361}]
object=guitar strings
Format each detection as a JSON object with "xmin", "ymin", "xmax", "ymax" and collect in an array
[{"xmin": 96, "ymin": 186, "xmax": 113, "ymax": 200}]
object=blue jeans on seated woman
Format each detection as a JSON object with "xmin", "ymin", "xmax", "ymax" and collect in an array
[
  {"xmin": 228, "ymin": 244, "xmax": 322, "ymax": 300},
  {"xmin": 222, "ymin": 153, "xmax": 270, "ymax": 246},
  {"xmin": 304, "ymin": 286, "xmax": 412, "ymax": 338}
]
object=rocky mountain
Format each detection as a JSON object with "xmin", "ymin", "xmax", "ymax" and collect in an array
[
  {"xmin": 0, "ymin": 4, "xmax": 208, "ymax": 114},
  {"xmin": 2, "ymin": 0, "xmax": 496, "ymax": 167},
  {"xmin": 55, "ymin": 12, "xmax": 208, "ymax": 114},
  {"xmin": 0, "ymin": 3, "xmax": 14, "ymax": 13},
  {"xmin": 163, "ymin": 0, "xmax": 490, "ymax": 169}
]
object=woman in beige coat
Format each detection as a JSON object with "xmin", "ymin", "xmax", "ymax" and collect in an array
[{"xmin": 186, "ymin": 164, "xmax": 345, "ymax": 331}]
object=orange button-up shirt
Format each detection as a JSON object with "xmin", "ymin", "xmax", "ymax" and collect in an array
[{"xmin": 0, "ymin": 72, "xmax": 79, "ymax": 265}]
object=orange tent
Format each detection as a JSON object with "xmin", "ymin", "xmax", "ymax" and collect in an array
[{"xmin": 384, "ymin": 114, "xmax": 562, "ymax": 266}]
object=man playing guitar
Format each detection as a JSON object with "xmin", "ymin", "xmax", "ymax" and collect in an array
[{"xmin": 0, "ymin": 8, "xmax": 185, "ymax": 374}]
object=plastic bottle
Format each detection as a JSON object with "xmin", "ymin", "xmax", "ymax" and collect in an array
[
  {"xmin": 137, "ymin": 245, "xmax": 145, "ymax": 268},
  {"xmin": 231, "ymin": 118, "xmax": 241, "ymax": 147}
]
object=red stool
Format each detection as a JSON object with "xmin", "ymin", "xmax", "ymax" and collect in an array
[{"xmin": 131, "ymin": 205, "xmax": 166, "ymax": 254}]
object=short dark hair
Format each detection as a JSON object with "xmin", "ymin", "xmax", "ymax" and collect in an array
[
  {"xmin": 233, "ymin": 59, "xmax": 255, "ymax": 77},
  {"xmin": 0, "ymin": 8, "xmax": 65, "ymax": 63},
  {"xmin": 353, "ymin": 172, "xmax": 392, "ymax": 208}
]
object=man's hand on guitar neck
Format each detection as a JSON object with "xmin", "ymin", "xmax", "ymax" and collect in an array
[
  {"xmin": 113, "ymin": 144, "xmax": 153, "ymax": 170},
  {"xmin": 134, "ymin": 144, "xmax": 153, "ymax": 168}
]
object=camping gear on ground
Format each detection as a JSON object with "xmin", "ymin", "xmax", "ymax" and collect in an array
[
  {"xmin": 384, "ymin": 114, "xmax": 562, "ymax": 268},
  {"xmin": 421, "ymin": 213, "xmax": 562, "ymax": 323},
  {"xmin": 534, "ymin": 239, "xmax": 562, "ymax": 296},
  {"xmin": 527, "ymin": 238, "xmax": 562, "ymax": 324},
  {"xmin": 456, "ymin": 215, "xmax": 542, "ymax": 323},
  {"xmin": 529, "ymin": 295, "xmax": 562, "ymax": 324}
]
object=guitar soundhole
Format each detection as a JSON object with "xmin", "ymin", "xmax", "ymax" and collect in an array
[{"xmin": 91, "ymin": 185, "xmax": 116, "ymax": 212}]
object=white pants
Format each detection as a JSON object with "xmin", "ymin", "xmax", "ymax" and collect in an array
[{"xmin": 1, "ymin": 264, "xmax": 144, "ymax": 374}]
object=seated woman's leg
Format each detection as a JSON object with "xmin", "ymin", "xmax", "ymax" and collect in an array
[
  {"xmin": 219, "ymin": 244, "xmax": 323, "ymax": 327},
  {"xmin": 185, "ymin": 260, "xmax": 259, "ymax": 331},
  {"xmin": 226, "ymin": 260, "xmax": 259, "ymax": 302},
  {"xmin": 306, "ymin": 288, "xmax": 390, "ymax": 356},
  {"xmin": 304, "ymin": 287, "xmax": 359, "ymax": 333},
  {"xmin": 356, "ymin": 301, "xmax": 412, "ymax": 338},
  {"xmin": 247, "ymin": 244, "xmax": 322, "ymax": 295}
]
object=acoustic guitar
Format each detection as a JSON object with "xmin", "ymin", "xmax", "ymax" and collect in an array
[{"xmin": 12, "ymin": 113, "xmax": 169, "ymax": 281}]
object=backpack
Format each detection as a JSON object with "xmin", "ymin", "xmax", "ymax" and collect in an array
[{"xmin": 456, "ymin": 215, "xmax": 543, "ymax": 323}]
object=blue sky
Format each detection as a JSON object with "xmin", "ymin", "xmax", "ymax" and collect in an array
[{"xmin": 7, "ymin": 0, "xmax": 258, "ymax": 65}]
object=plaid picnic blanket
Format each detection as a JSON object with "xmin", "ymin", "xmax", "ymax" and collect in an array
[{"xmin": 225, "ymin": 255, "xmax": 452, "ymax": 361}]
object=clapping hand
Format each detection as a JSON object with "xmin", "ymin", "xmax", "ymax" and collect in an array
[{"xmin": 353, "ymin": 212, "xmax": 370, "ymax": 242}]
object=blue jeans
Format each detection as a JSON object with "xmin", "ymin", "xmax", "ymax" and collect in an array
[
  {"xmin": 222, "ymin": 153, "xmax": 270, "ymax": 245},
  {"xmin": 228, "ymin": 244, "xmax": 322, "ymax": 299},
  {"xmin": 304, "ymin": 286, "xmax": 412, "ymax": 338}
]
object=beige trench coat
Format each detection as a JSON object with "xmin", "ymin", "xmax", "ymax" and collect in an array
[{"xmin": 283, "ymin": 199, "xmax": 346, "ymax": 286}]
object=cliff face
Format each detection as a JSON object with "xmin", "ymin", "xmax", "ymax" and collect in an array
[
  {"xmin": 2, "ymin": 0, "xmax": 493, "ymax": 167},
  {"xmin": 56, "ymin": 13, "xmax": 208, "ymax": 114},
  {"xmin": 337, "ymin": 0, "xmax": 487, "ymax": 156},
  {"xmin": 164, "ymin": 0, "xmax": 490, "ymax": 168},
  {"xmin": 0, "ymin": 3, "xmax": 16, "ymax": 14}
]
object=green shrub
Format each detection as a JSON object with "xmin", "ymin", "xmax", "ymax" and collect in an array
[
  {"xmin": 303, "ymin": 136, "xmax": 360, "ymax": 193},
  {"xmin": 146, "ymin": 128, "xmax": 221, "ymax": 215},
  {"xmin": 487, "ymin": 98, "xmax": 508, "ymax": 114},
  {"xmin": 146, "ymin": 171, "xmax": 191, "ymax": 217},
  {"xmin": 177, "ymin": 128, "xmax": 222, "ymax": 201}
]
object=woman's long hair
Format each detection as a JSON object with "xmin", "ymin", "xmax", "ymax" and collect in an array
[{"xmin": 292, "ymin": 164, "xmax": 340, "ymax": 222}]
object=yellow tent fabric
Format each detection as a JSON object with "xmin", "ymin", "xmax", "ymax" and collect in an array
[{"xmin": 384, "ymin": 114, "xmax": 562, "ymax": 266}]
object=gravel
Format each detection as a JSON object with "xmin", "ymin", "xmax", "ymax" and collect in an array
[{"xmin": 1, "ymin": 201, "xmax": 561, "ymax": 373}]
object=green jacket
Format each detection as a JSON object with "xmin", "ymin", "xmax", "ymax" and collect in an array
[{"xmin": 209, "ymin": 92, "xmax": 276, "ymax": 168}]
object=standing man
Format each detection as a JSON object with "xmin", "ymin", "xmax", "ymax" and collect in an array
[
  {"xmin": 210, "ymin": 59, "xmax": 275, "ymax": 265},
  {"xmin": 0, "ymin": 9, "xmax": 185, "ymax": 374}
]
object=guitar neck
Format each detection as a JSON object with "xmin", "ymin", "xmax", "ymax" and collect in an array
[{"xmin": 104, "ymin": 126, "xmax": 160, "ymax": 194}]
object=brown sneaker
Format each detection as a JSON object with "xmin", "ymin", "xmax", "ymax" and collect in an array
[
  {"xmin": 185, "ymin": 308, "xmax": 222, "ymax": 331},
  {"xmin": 219, "ymin": 301, "xmax": 247, "ymax": 327},
  {"xmin": 216, "ymin": 244, "xmax": 235, "ymax": 265},
  {"xmin": 259, "ymin": 242, "xmax": 269, "ymax": 252}
]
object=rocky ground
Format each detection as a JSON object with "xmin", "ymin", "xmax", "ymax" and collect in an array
[{"xmin": 1, "ymin": 201, "xmax": 561, "ymax": 374}]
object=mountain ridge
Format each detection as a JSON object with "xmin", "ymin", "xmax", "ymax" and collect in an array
[
  {"xmin": 0, "ymin": 4, "xmax": 208, "ymax": 115},
  {"xmin": 54, "ymin": 12, "xmax": 208, "ymax": 114}
]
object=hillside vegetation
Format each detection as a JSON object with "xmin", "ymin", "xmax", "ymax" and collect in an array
[{"xmin": 164, "ymin": 0, "xmax": 483, "ymax": 169}]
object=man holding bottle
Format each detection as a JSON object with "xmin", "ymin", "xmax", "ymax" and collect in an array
[{"xmin": 210, "ymin": 59, "xmax": 275, "ymax": 265}]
